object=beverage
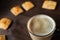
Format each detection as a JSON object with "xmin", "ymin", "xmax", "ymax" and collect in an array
[{"xmin": 27, "ymin": 15, "xmax": 56, "ymax": 40}]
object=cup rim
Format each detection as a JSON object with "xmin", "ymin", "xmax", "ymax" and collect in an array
[{"xmin": 27, "ymin": 14, "xmax": 56, "ymax": 37}]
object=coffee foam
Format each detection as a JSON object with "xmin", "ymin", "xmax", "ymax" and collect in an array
[{"xmin": 27, "ymin": 15, "xmax": 56, "ymax": 36}]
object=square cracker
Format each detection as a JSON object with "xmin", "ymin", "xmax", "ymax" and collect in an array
[
  {"xmin": 42, "ymin": 1, "xmax": 57, "ymax": 10},
  {"xmin": 0, "ymin": 18, "xmax": 12, "ymax": 30},
  {"xmin": 22, "ymin": 1, "xmax": 34, "ymax": 11},
  {"xmin": 10, "ymin": 6, "xmax": 23, "ymax": 16},
  {"xmin": 0, "ymin": 35, "xmax": 5, "ymax": 40}
]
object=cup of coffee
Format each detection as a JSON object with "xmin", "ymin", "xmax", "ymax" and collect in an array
[{"xmin": 27, "ymin": 14, "xmax": 56, "ymax": 40}]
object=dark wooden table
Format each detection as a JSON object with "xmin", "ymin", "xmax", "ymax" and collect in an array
[{"xmin": 0, "ymin": 0, "xmax": 60, "ymax": 40}]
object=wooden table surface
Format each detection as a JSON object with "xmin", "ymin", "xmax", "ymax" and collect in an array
[{"xmin": 0, "ymin": 0, "xmax": 60, "ymax": 40}]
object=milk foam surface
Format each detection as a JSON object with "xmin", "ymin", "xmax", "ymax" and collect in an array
[{"xmin": 30, "ymin": 17, "xmax": 52, "ymax": 36}]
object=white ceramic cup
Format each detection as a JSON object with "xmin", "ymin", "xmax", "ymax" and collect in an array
[{"xmin": 27, "ymin": 14, "xmax": 56, "ymax": 40}]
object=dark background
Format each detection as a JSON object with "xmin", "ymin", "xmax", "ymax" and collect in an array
[{"xmin": 0, "ymin": 0, "xmax": 60, "ymax": 40}]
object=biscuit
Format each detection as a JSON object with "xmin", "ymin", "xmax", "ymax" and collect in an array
[
  {"xmin": 42, "ymin": 1, "xmax": 57, "ymax": 10},
  {"xmin": 0, "ymin": 35, "xmax": 5, "ymax": 40},
  {"xmin": 10, "ymin": 6, "xmax": 23, "ymax": 16},
  {"xmin": 22, "ymin": 1, "xmax": 34, "ymax": 11},
  {"xmin": 0, "ymin": 18, "xmax": 12, "ymax": 30}
]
